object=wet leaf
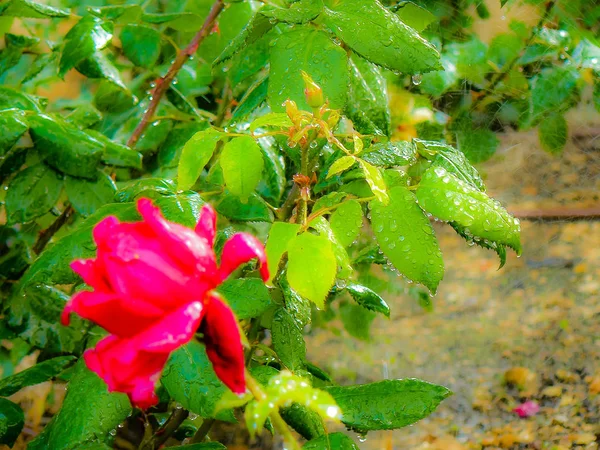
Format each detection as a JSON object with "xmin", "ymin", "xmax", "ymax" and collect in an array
[
  {"xmin": 0, "ymin": 110, "xmax": 28, "ymax": 155},
  {"xmin": 1, "ymin": 0, "xmax": 69, "ymax": 18},
  {"xmin": 361, "ymin": 141, "xmax": 417, "ymax": 167},
  {"xmin": 65, "ymin": 171, "xmax": 117, "ymax": 217},
  {"xmin": 346, "ymin": 52, "xmax": 391, "ymax": 136},
  {"xmin": 217, "ymin": 278, "xmax": 272, "ymax": 320},
  {"xmin": 272, "ymin": 308, "xmax": 306, "ymax": 371},
  {"xmin": 260, "ymin": 0, "xmax": 323, "ymax": 24},
  {"xmin": 0, "ymin": 398, "xmax": 23, "ymax": 447},
  {"xmin": 322, "ymin": 0, "xmax": 441, "ymax": 74},
  {"xmin": 416, "ymin": 166, "xmax": 521, "ymax": 254},
  {"xmin": 268, "ymin": 26, "xmax": 348, "ymax": 112},
  {"xmin": 215, "ymin": 192, "xmax": 273, "ymax": 222},
  {"xmin": 59, "ymin": 16, "xmax": 113, "ymax": 77},
  {"xmin": 392, "ymin": 2, "xmax": 436, "ymax": 32},
  {"xmin": 220, "ymin": 136, "xmax": 264, "ymax": 202},
  {"xmin": 287, "ymin": 232, "xmax": 337, "ymax": 308},
  {"xmin": 28, "ymin": 361, "xmax": 131, "ymax": 450},
  {"xmin": 249, "ymin": 112, "xmax": 292, "ymax": 132},
  {"xmin": 215, "ymin": 12, "xmax": 274, "ymax": 66},
  {"xmin": 5, "ymin": 164, "xmax": 63, "ymax": 224},
  {"xmin": 325, "ymin": 379, "xmax": 451, "ymax": 432},
  {"xmin": 303, "ymin": 432, "xmax": 359, "ymax": 449},
  {"xmin": 178, "ymin": 128, "xmax": 224, "ymax": 191},
  {"xmin": 0, "ymin": 356, "xmax": 76, "ymax": 397},
  {"xmin": 529, "ymin": 66, "xmax": 580, "ymax": 125},
  {"xmin": 327, "ymin": 155, "xmax": 356, "ymax": 179},
  {"xmin": 310, "ymin": 217, "xmax": 353, "ymax": 279},
  {"xmin": 162, "ymin": 341, "xmax": 235, "ymax": 422},
  {"xmin": 359, "ymin": 159, "xmax": 388, "ymax": 203},
  {"xmin": 346, "ymin": 283, "xmax": 390, "ymax": 317},
  {"xmin": 265, "ymin": 222, "xmax": 301, "ymax": 284},
  {"xmin": 120, "ymin": 24, "xmax": 161, "ymax": 68},
  {"xmin": 370, "ymin": 186, "xmax": 444, "ymax": 293},
  {"xmin": 330, "ymin": 200, "xmax": 363, "ymax": 247}
]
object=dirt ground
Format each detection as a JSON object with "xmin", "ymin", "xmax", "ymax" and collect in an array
[{"xmin": 307, "ymin": 118, "xmax": 600, "ymax": 449}]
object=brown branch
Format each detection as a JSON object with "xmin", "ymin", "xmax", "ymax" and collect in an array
[
  {"xmin": 32, "ymin": 205, "xmax": 75, "ymax": 254},
  {"xmin": 139, "ymin": 407, "xmax": 189, "ymax": 450},
  {"xmin": 127, "ymin": 0, "xmax": 226, "ymax": 148}
]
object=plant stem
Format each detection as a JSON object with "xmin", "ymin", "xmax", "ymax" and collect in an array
[
  {"xmin": 244, "ymin": 370, "xmax": 301, "ymax": 450},
  {"xmin": 471, "ymin": 0, "xmax": 556, "ymax": 111},
  {"xmin": 275, "ymin": 184, "xmax": 300, "ymax": 221},
  {"xmin": 139, "ymin": 407, "xmax": 189, "ymax": 450},
  {"xmin": 127, "ymin": 0, "xmax": 225, "ymax": 148},
  {"xmin": 188, "ymin": 418, "xmax": 216, "ymax": 444},
  {"xmin": 32, "ymin": 205, "xmax": 74, "ymax": 254}
]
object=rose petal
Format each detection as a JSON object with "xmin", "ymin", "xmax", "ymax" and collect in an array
[
  {"xmin": 200, "ymin": 292, "xmax": 245, "ymax": 394},
  {"xmin": 195, "ymin": 204, "xmax": 217, "ymax": 247},
  {"xmin": 70, "ymin": 259, "xmax": 110, "ymax": 291},
  {"xmin": 137, "ymin": 198, "xmax": 218, "ymax": 275},
  {"xmin": 93, "ymin": 216, "xmax": 119, "ymax": 249},
  {"xmin": 62, "ymin": 290, "xmax": 164, "ymax": 337},
  {"xmin": 217, "ymin": 233, "xmax": 269, "ymax": 283}
]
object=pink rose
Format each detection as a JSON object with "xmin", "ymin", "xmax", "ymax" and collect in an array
[
  {"xmin": 513, "ymin": 400, "xmax": 540, "ymax": 418},
  {"xmin": 62, "ymin": 198, "xmax": 268, "ymax": 408}
]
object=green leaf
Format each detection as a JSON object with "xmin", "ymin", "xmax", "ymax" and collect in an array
[
  {"xmin": 74, "ymin": 50, "xmax": 125, "ymax": 87},
  {"xmin": 120, "ymin": 24, "xmax": 161, "ymax": 69},
  {"xmin": 287, "ymin": 232, "xmax": 337, "ymax": 309},
  {"xmin": 88, "ymin": 5, "xmax": 142, "ymax": 23},
  {"xmin": 178, "ymin": 128, "xmax": 224, "ymax": 191},
  {"xmin": 0, "ymin": 398, "xmax": 23, "ymax": 447},
  {"xmin": 280, "ymin": 272, "xmax": 312, "ymax": 328},
  {"xmin": 60, "ymin": 16, "xmax": 112, "ymax": 77},
  {"xmin": 0, "ymin": 110, "xmax": 28, "ymax": 156},
  {"xmin": 538, "ymin": 112, "xmax": 568, "ymax": 155},
  {"xmin": 450, "ymin": 221, "xmax": 507, "ymax": 269},
  {"xmin": 115, "ymin": 178, "xmax": 177, "ymax": 203},
  {"xmin": 220, "ymin": 136, "xmax": 264, "ymax": 202},
  {"xmin": 260, "ymin": 0, "xmax": 323, "ymax": 24},
  {"xmin": 0, "ymin": 85, "xmax": 43, "ymax": 112},
  {"xmin": 0, "ymin": 356, "xmax": 76, "ymax": 397},
  {"xmin": 265, "ymin": 222, "xmax": 301, "ymax": 284},
  {"xmin": 268, "ymin": 26, "xmax": 348, "ymax": 112},
  {"xmin": 325, "ymin": 379, "xmax": 451, "ymax": 432},
  {"xmin": 455, "ymin": 123, "xmax": 500, "ymax": 164},
  {"xmin": 419, "ymin": 56, "xmax": 459, "ymax": 97},
  {"xmin": 415, "ymin": 139, "xmax": 485, "ymax": 191},
  {"xmin": 392, "ymin": 1, "xmax": 436, "ymax": 32},
  {"xmin": 86, "ymin": 130, "xmax": 143, "ymax": 169},
  {"xmin": 217, "ymin": 278, "xmax": 272, "ymax": 320},
  {"xmin": 361, "ymin": 141, "xmax": 417, "ymax": 167},
  {"xmin": 280, "ymin": 402, "xmax": 326, "ymax": 440},
  {"xmin": 272, "ymin": 308, "xmax": 306, "ymax": 371},
  {"xmin": 327, "ymin": 155, "xmax": 356, "ymax": 179},
  {"xmin": 346, "ymin": 283, "xmax": 390, "ymax": 317},
  {"xmin": 18, "ymin": 194, "xmax": 204, "ymax": 288},
  {"xmin": 329, "ymin": 200, "xmax": 362, "ymax": 248},
  {"xmin": 1, "ymin": 0, "xmax": 69, "ymax": 18},
  {"xmin": 416, "ymin": 166, "xmax": 521, "ymax": 254},
  {"xmin": 257, "ymin": 137, "xmax": 286, "ymax": 204},
  {"xmin": 487, "ymin": 33, "xmax": 522, "ymax": 69},
  {"xmin": 358, "ymin": 159, "xmax": 388, "ymax": 203},
  {"xmin": 162, "ymin": 341, "xmax": 235, "ymax": 421},
  {"xmin": 65, "ymin": 171, "xmax": 117, "ymax": 217},
  {"xmin": 245, "ymin": 371, "xmax": 340, "ymax": 436},
  {"xmin": 322, "ymin": 0, "xmax": 441, "ymax": 74},
  {"xmin": 346, "ymin": 52, "xmax": 391, "ymax": 136},
  {"xmin": 572, "ymin": 38, "xmax": 600, "ymax": 71},
  {"xmin": 303, "ymin": 432, "xmax": 359, "ymax": 450},
  {"xmin": 310, "ymin": 217, "xmax": 353, "ymax": 279},
  {"xmin": 5, "ymin": 284, "xmax": 85, "ymax": 355},
  {"xmin": 370, "ymin": 186, "xmax": 444, "ymax": 293},
  {"xmin": 529, "ymin": 66, "xmax": 580, "ymax": 125},
  {"xmin": 141, "ymin": 12, "xmax": 203, "ymax": 32},
  {"xmin": 215, "ymin": 192, "xmax": 273, "ymax": 222},
  {"xmin": 339, "ymin": 301, "xmax": 376, "ymax": 340},
  {"xmin": 66, "ymin": 104, "xmax": 102, "ymax": 129},
  {"xmin": 250, "ymin": 112, "xmax": 293, "ymax": 132},
  {"xmin": 231, "ymin": 76, "xmax": 268, "ymax": 124},
  {"xmin": 447, "ymin": 38, "xmax": 488, "ymax": 85},
  {"xmin": 28, "ymin": 114, "xmax": 105, "ymax": 179},
  {"xmin": 214, "ymin": 12, "xmax": 274, "ymax": 66},
  {"xmin": 28, "ymin": 361, "xmax": 131, "ymax": 450},
  {"xmin": 5, "ymin": 164, "xmax": 63, "ymax": 224}
]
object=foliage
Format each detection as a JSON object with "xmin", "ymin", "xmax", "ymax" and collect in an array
[{"xmin": 1, "ymin": 0, "xmax": 593, "ymax": 447}]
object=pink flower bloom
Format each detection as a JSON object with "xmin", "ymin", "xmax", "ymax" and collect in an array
[
  {"xmin": 62, "ymin": 198, "xmax": 268, "ymax": 408},
  {"xmin": 513, "ymin": 400, "xmax": 540, "ymax": 418}
]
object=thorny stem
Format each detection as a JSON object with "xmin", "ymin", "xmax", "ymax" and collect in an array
[
  {"xmin": 244, "ymin": 370, "xmax": 301, "ymax": 450},
  {"xmin": 139, "ymin": 407, "xmax": 189, "ymax": 450},
  {"xmin": 32, "ymin": 205, "xmax": 74, "ymax": 254},
  {"xmin": 471, "ymin": 0, "xmax": 557, "ymax": 111},
  {"xmin": 127, "ymin": 0, "xmax": 225, "ymax": 148}
]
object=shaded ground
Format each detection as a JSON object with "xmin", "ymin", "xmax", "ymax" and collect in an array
[{"xmin": 307, "ymin": 124, "xmax": 600, "ymax": 449}]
